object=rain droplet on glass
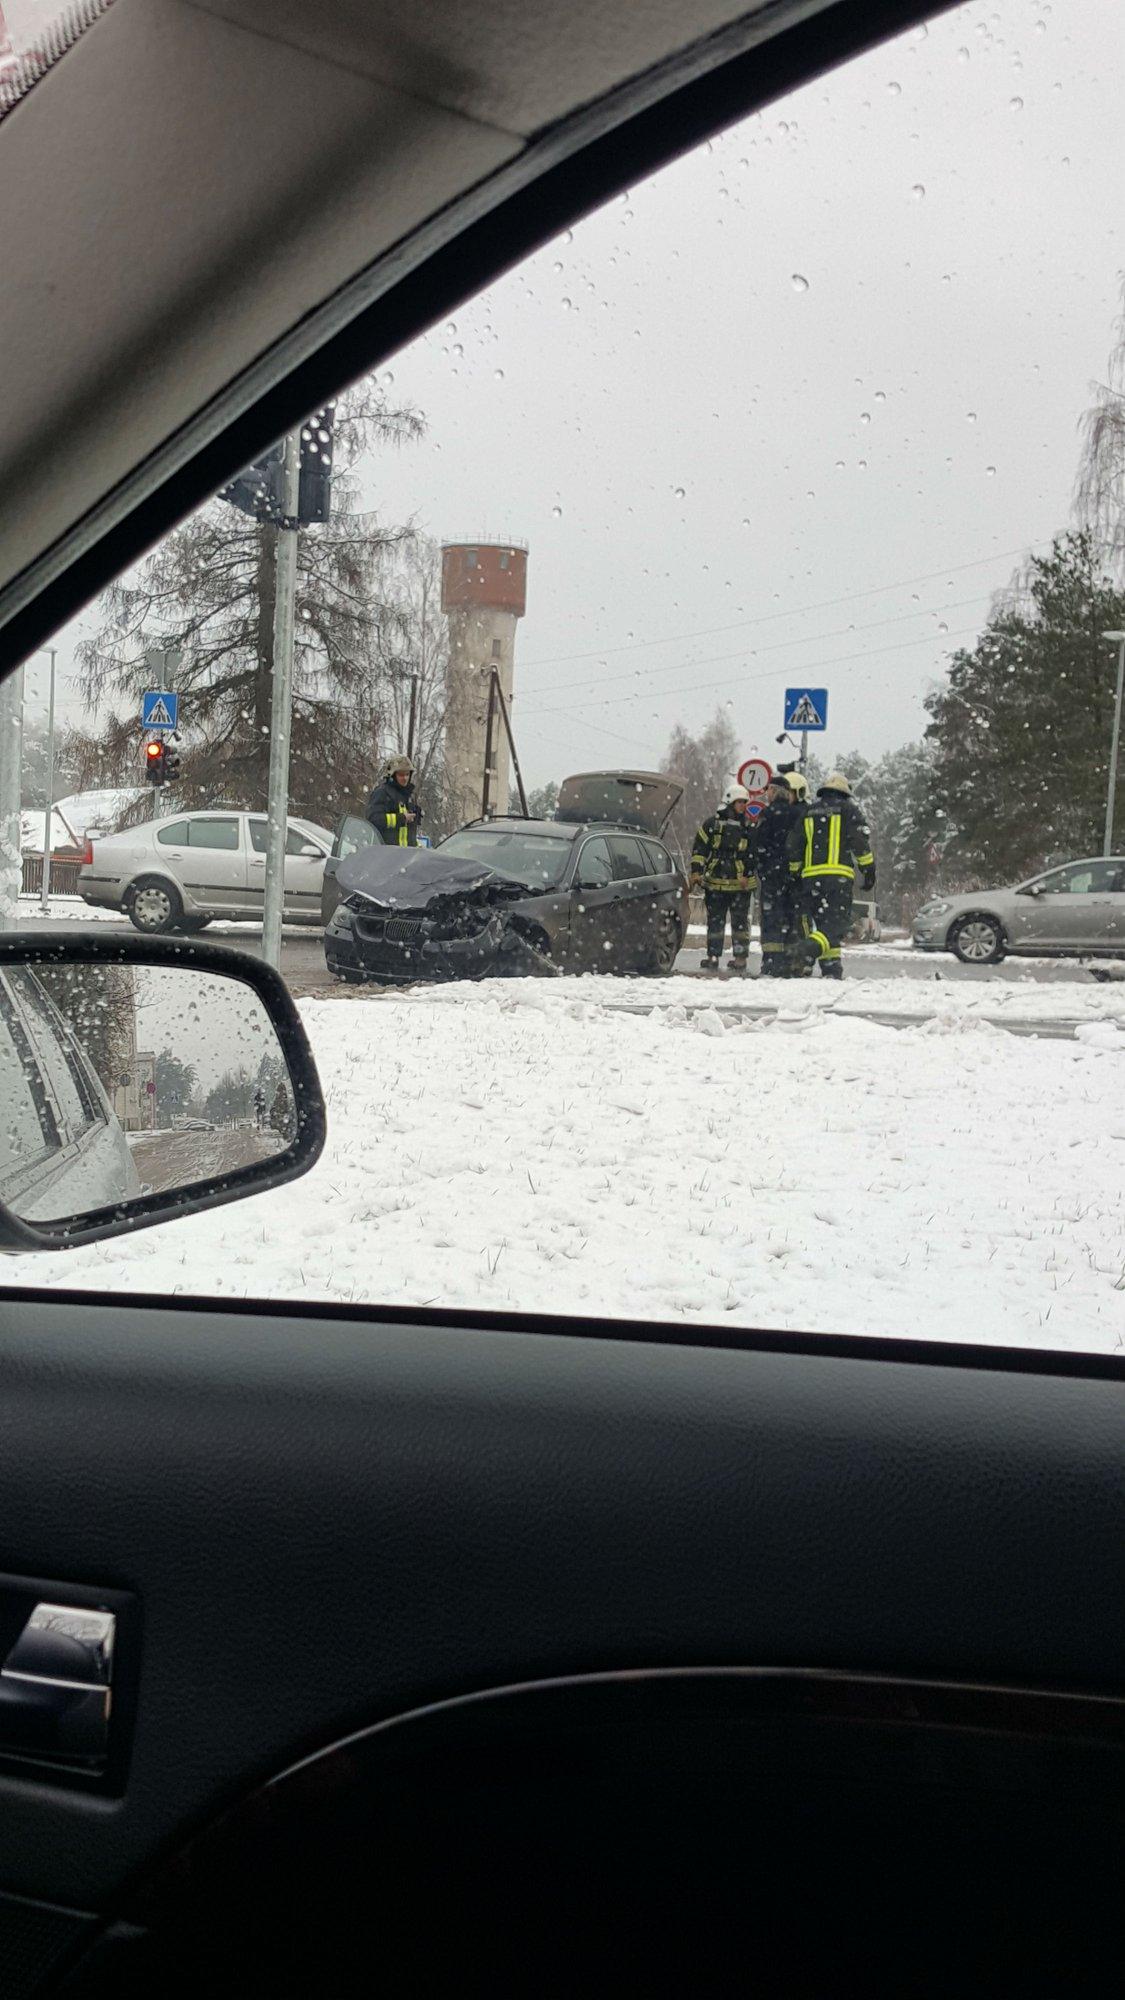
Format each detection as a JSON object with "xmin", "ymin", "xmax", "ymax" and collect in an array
[{"xmin": 790, "ymin": 273, "xmax": 810, "ymax": 293}]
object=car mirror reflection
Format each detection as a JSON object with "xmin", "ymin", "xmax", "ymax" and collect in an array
[{"xmin": 0, "ymin": 939, "xmax": 324, "ymax": 1253}]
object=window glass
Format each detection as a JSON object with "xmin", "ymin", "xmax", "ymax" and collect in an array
[
  {"xmin": 439, "ymin": 827, "xmax": 572, "ymax": 888},
  {"xmin": 608, "ymin": 835, "xmax": 647, "ymax": 882},
  {"xmin": 18, "ymin": 0, "xmax": 1125, "ymax": 1356},
  {"xmin": 10, "ymin": 971, "xmax": 96, "ymax": 1137},
  {"xmin": 250, "ymin": 821, "xmax": 327, "ymax": 856},
  {"xmin": 188, "ymin": 818, "xmax": 240, "ymax": 851},
  {"xmin": 576, "ymin": 838, "xmax": 613, "ymax": 890},
  {"xmin": 0, "ymin": 978, "xmax": 59, "ymax": 1198}
]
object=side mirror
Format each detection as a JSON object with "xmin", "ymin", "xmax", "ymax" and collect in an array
[
  {"xmin": 299, "ymin": 844, "xmax": 323, "ymax": 858},
  {"xmin": 0, "ymin": 937, "xmax": 324, "ymax": 1253}
]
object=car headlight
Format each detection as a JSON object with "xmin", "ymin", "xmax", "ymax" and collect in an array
[{"xmin": 915, "ymin": 900, "xmax": 950, "ymax": 921}]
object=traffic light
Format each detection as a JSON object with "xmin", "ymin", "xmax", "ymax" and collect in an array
[
  {"xmin": 219, "ymin": 404, "xmax": 336, "ymax": 525},
  {"xmin": 163, "ymin": 740, "xmax": 182, "ymax": 784},
  {"xmin": 144, "ymin": 738, "xmax": 168, "ymax": 786}
]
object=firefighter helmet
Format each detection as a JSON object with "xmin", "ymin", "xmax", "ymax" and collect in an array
[
  {"xmin": 822, "ymin": 771, "xmax": 851, "ymax": 794},
  {"xmin": 721, "ymin": 783, "xmax": 751, "ymax": 807}
]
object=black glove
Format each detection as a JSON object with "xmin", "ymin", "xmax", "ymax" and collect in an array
[{"xmin": 861, "ymin": 865, "xmax": 876, "ymax": 892}]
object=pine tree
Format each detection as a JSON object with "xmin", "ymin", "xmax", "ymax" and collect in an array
[
  {"xmin": 77, "ymin": 382, "xmax": 425, "ymax": 826},
  {"xmin": 661, "ymin": 708, "xmax": 740, "ymax": 861},
  {"xmin": 924, "ymin": 531, "xmax": 1125, "ymax": 879}
]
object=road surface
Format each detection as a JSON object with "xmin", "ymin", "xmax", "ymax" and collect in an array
[
  {"xmin": 129, "ymin": 1126, "xmax": 284, "ymax": 1193},
  {"xmin": 15, "ymin": 910, "xmax": 1124, "ymax": 1000}
]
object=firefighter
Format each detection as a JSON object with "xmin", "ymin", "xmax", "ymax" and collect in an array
[
  {"xmin": 366, "ymin": 754, "xmax": 421, "ymax": 848},
  {"xmin": 755, "ymin": 771, "xmax": 799, "ymax": 977},
  {"xmin": 690, "ymin": 782, "xmax": 758, "ymax": 971},
  {"xmin": 787, "ymin": 771, "xmax": 875, "ymax": 979}
]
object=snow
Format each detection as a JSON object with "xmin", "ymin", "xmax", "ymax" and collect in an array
[
  {"xmin": 17, "ymin": 983, "xmax": 1125, "ymax": 1355},
  {"xmin": 54, "ymin": 789, "xmax": 145, "ymax": 838},
  {"xmin": 19, "ymin": 807, "xmax": 78, "ymax": 855}
]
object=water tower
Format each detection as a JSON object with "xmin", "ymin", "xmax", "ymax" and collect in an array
[{"xmin": 441, "ymin": 541, "xmax": 528, "ymax": 822}]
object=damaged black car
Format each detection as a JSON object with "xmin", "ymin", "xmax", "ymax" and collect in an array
[{"xmin": 323, "ymin": 772, "xmax": 689, "ymax": 985}]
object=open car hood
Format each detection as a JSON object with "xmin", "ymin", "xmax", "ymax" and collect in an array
[
  {"xmin": 337, "ymin": 845, "xmax": 526, "ymax": 909},
  {"xmin": 555, "ymin": 771, "xmax": 683, "ymax": 835}
]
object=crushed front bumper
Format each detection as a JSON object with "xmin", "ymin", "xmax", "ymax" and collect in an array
[{"xmin": 324, "ymin": 902, "xmax": 555, "ymax": 983}]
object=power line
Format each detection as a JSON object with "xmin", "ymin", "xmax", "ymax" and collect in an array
[
  {"xmin": 519, "ymin": 539, "xmax": 1050, "ymax": 676},
  {"xmin": 521, "ymin": 591, "xmax": 988, "ymax": 710},
  {"xmin": 528, "ymin": 621, "xmax": 983, "ymax": 722}
]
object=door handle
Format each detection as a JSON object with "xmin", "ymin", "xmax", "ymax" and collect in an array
[{"xmin": 0, "ymin": 1603, "xmax": 115, "ymax": 1768}]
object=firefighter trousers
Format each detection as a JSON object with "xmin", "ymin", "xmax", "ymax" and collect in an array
[
  {"xmin": 758, "ymin": 878, "xmax": 795, "ymax": 976},
  {"xmin": 704, "ymin": 890, "xmax": 750, "ymax": 961},
  {"xmin": 798, "ymin": 877, "xmax": 853, "ymax": 978}
]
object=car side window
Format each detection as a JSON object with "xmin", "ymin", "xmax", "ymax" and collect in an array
[
  {"xmin": 334, "ymin": 815, "xmax": 376, "ymax": 862},
  {"xmin": 156, "ymin": 820, "xmax": 188, "ymax": 845},
  {"xmin": 188, "ymin": 818, "xmax": 240, "ymax": 851},
  {"xmin": 249, "ymin": 821, "xmax": 320, "ymax": 856},
  {"xmin": 576, "ymin": 837, "xmax": 612, "ymax": 889},
  {"xmin": 10, "ymin": 972, "xmax": 97, "ymax": 1137},
  {"xmin": 1045, "ymin": 863, "xmax": 1109, "ymax": 894},
  {"xmin": 642, "ymin": 840, "xmax": 672, "ymax": 876},
  {"xmin": 0, "ymin": 978, "xmax": 60, "ymax": 1194},
  {"xmin": 608, "ymin": 836, "xmax": 647, "ymax": 882}
]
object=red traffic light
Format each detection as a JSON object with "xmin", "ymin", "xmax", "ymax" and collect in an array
[
  {"xmin": 144, "ymin": 738, "xmax": 167, "ymax": 784},
  {"xmin": 145, "ymin": 739, "xmax": 163, "ymax": 761}
]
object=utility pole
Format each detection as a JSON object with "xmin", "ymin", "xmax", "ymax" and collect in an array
[
  {"xmin": 1102, "ymin": 631, "xmax": 1125, "ymax": 858},
  {"xmin": 39, "ymin": 646, "xmax": 57, "ymax": 913},
  {"xmin": 262, "ymin": 429, "xmax": 301, "ymax": 971},
  {"xmin": 406, "ymin": 672, "xmax": 420, "ymax": 762},
  {"xmin": 0, "ymin": 663, "xmax": 24, "ymax": 931}
]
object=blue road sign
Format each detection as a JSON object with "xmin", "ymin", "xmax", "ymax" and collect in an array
[
  {"xmin": 784, "ymin": 687, "xmax": 828, "ymax": 731},
  {"xmin": 142, "ymin": 690, "xmax": 179, "ymax": 730}
]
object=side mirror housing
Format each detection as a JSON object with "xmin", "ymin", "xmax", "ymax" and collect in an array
[{"xmin": 0, "ymin": 936, "xmax": 324, "ymax": 1253}]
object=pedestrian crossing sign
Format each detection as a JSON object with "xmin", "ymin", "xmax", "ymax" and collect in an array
[
  {"xmin": 141, "ymin": 690, "xmax": 179, "ymax": 730},
  {"xmin": 783, "ymin": 687, "xmax": 828, "ymax": 731}
]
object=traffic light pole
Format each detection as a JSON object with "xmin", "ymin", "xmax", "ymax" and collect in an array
[{"xmin": 262, "ymin": 430, "xmax": 301, "ymax": 972}]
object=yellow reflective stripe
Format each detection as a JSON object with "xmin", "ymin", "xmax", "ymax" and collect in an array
[
  {"xmin": 856, "ymin": 850, "xmax": 874, "ymax": 867},
  {"xmin": 827, "ymin": 815, "xmax": 842, "ymax": 870},
  {"xmin": 804, "ymin": 818, "xmax": 814, "ymax": 873},
  {"xmin": 384, "ymin": 813, "xmax": 398, "ymax": 826},
  {"xmin": 801, "ymin": 863, "xmax": 854, "ymax": 879},
  {"xmin": 397, "ymin": 825, "xmax": 409, "ymax": 846},
  {"xmin": 808, "ymin": 928, "xmax": 831, "ymax": 957}
]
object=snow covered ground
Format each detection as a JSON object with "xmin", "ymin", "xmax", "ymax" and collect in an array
[{"xmin": 19, "ymin": 983, "xmax": 1125, "ymax": 1354}]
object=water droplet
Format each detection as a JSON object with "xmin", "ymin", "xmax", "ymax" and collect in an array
[
  {"xmin": 741, "ymin": 517, "xmax": 751, "ymax": 526},
  {"xmin": 858, "ymin": 460, "xmax": 868, "ymax": 471},
  {"xmin": 874, "ymin": 389, "xmax": 886, "ymax": 403},
  {"xmin": 493, "ymin": 367, "xmax": 504, "ymax": 381},
  {"xmin": 986, "ymin": 465, "xmax": 997, "ymax": 477},
  {"xmin": 887, "ymin": 80, "xmax": 901, "ymax": 96},
  {"xmin": 673, "ymin": 486, "xmax": 685, "ymax": 500},
  {"xmin": 445, "ymin": 321, "xmax": 457, "ymax": 335},
  {"xmin": 835, "ymin": 459, "xmax": 845, "ymax": 470},
  {"xmin": 790, "ymin": 273, "xmax": 810, "ymax": 293},
  {"xmin": 552, "ymin": 259, "xmax": 564, "ymax": 272},
  {"xmin": 551, "ymin": 505, "xmax": 562, "ymax": 518},
  {"xmin": 1009, "ymin": 95, "xmax": 1023, "ymax": 111},
  {"xmin": 561, "ymin": 297, "xmax": 573, "ymax": 311},
  {"xmin": 957, "ymin": 44, "xmax": 970, "ymax": 61},
  {"xmin": 911, "ymin": 183, "xmax": 926, "ymax": 200},
  {"xmin": 380, "ymin": 369, "xmax": 395, "ymax": 385},
  {"xmin": 938, "ymin": 622, "xmax": 949, "ymax": 633},
  {"xmin": 1061, "ymin": 155, "xmax": 1070, "ymax": 167},
  {"xmin": 860, "ymin": 411, "xmax": 871, "ymax": 425}
]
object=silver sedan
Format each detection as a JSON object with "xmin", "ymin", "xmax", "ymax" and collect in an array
[
  {"xmin": 78, "ymin": 809, "xmax": 333, "ymax": 933},
  {"xmin": 912, "ymin": 856, "xmax": 1125, "ymax": 965}
]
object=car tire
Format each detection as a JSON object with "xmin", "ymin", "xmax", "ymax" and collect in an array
[
  {"xmin": 948, "ymin": 913, "xmax": 1006, "ymax": 965},
  {"xmin": 127, "ymin": 876, "xmax": 184, "ymax": 934},
  {"xmin": 641, "ymin": 912, "xmax": 682, "ymax": 976},
  {"xmin": 176, "ymin": 916, "xmax": 212, "ymax": 933}
]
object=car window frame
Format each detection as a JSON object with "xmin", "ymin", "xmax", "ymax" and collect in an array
[
  {"xmin": 574, "ymin": 835, "xmax": 614, "ymax": 891},
  {"xmin": 155, "ymin": 820, "xmax": 189, "ymax": 847},
  {"xmin": 607, "ymin": 834, "xmax": 648, "ymax": 883},
  {"xmin": 186, "ymin": 815, "xmax": 242, "ymax": 853}
]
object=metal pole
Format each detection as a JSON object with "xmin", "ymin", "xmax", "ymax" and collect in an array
[
  {"xmin": 481, "ymin": 666, "xmax": 497, "ymax": 819},
  {"xmin": 493, "ymin": 673, "xmax": 530, "ymax": 817},
  {"xmin": 406, "ymin": 672, "xmax": 420, "ymax": 761},
  {"xmin": 0, "ymin": 665, "xmax": 24, "ymax": 930},
  {"xmin": 800, "ymin": 728, "xmax": 808, "ymax": 773},
  {"xmin": 39, "ymin": 646, "xmax": 57, "ymax": 914},
  {"xmin": 1105, "ymin": 636, "xmax": 1125, "ymax": 858},
  {"xmin": 262, "ymin": 431, "xmax": 302, "ymax": 972}
]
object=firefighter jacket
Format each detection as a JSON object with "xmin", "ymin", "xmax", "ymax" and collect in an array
[
  {"xmin": 754, "ymin": 798, "xmax": 801, "ymax": 883},
  {"xmin": 787, "ymin": 794, "xmax": 875, "ymax": 888},
  {"xmin": 366, "ymin": 776, "xmax": 420, "ymax": 847},
  {"xmin": 691, "ymin": 809, "xmax": 757, "ymax": 892}
]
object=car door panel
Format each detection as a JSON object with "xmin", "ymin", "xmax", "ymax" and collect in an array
[
  {"xmin": 175, "ymin": 820, "xmax": 248, "ymax": 914},
  {"xmin": 569, "ymin": 836, "xmax": 621, "ymax": 970},
  {"xmin": 0, "ymin": 1293, "xmax": 1121, "ymax": 1937}
]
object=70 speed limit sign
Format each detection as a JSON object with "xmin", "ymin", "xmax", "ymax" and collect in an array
[{"xmin": 737, "ymin": 756, "xmax": 773, "ymax": 817}]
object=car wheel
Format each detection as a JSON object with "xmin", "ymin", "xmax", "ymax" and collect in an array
[
  {"xmin": 127, "ymin": 876, "xmax": 184, "ymax": 934},
  {"xmin": 948, "ymin": 914, "xmax": 1005, "ymax": 965},
  {"xmin": 641, "ymin": 912, "xmax": 682, "ymax": 976}
]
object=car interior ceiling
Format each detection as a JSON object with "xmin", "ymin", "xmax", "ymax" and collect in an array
[{"xmin": 0, "ymin": 0, "xmax": 1123, "ymax": 1996}]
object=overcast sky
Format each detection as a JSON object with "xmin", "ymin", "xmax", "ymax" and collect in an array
[{"xmin": 25, "ymin": 0, "xmax": 1125, "ymax": 796}]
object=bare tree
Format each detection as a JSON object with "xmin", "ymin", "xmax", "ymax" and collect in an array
[{"xmin": 1076, "ymin": 280, "xmax": 1125, "ymax": 573}]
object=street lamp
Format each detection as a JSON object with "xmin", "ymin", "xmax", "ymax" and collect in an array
[
  {"xmin": 1101, "ymin": 632, "xmax": 1125, "ymax": 859},
  {"xmin": 38, "ymin": 645, "xmax": 57, "ymax": 914}
]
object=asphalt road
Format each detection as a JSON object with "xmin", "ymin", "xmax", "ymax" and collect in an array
[
  {"xmin": 130, "ymin": 1126, "xmax": 283, "ymax": 1192},
  {"xmin": 18, "ymin": 915, "xmax": 1123, "ymax": 1000}
]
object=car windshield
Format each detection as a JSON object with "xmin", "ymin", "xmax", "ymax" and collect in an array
[
  {"xmin": 5, "ymin": 0, "xmax": 1125, "ymax": 1359},
  {"xmin": 438, "ymin": 828, "xmax": 573, "ymax": 888}
]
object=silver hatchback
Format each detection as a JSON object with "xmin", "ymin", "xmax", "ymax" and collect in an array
[
  {"xmin": 913, "ymin": 856, "xmax": 1125, "ymax": 964},
  {"xmin": 78, "ymin": 810, "xmax": 332, "ymax": 933}
]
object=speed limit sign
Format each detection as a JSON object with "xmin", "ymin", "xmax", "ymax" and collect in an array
[{"xmin": 737, "ymin": 756, "xmax": 773, "ymax": 818}]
